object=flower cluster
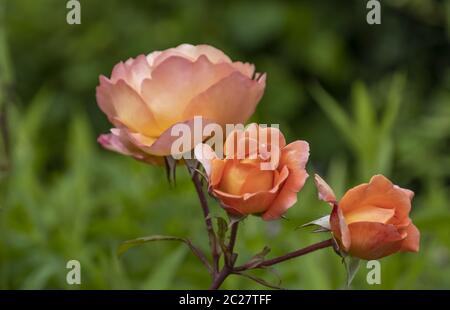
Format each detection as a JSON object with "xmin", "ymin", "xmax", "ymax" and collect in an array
[{"xmin": 96, "ymin": 44, "xmax": 419, "ymax": 288}]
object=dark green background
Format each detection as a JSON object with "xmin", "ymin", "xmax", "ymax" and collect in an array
[{"xmin": 0, "ymin": 0, "xmax": 449, "ymax": 289}]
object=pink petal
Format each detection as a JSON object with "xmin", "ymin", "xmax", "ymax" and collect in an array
[
  {"xmin": 183, "ymin": 72, "xmax": 266, "ymax": 127},
  {"xmin": 141, "ymin": 55, "xmax": 236, "ymax": 129},
  {"xmin": 96, "ymin": 78, "xmax": 160, "ymax": 137},
  {"xmin": 110, "ymin": 55, "xmax": 152, "ymax": 91},
  {"xmin": 152, "ymin": 44, "xmax": 232, "ymax": 67},
  {"xmin": 194, "ymin": 143, "xmax": 217, "ymax": 176},
  {"xmin": 125, "ymin": 118, "xmax": 214, "ymax": 157},
  {"xmin": 314, "ymin": 174, "xmax": 337, "ymax": 204}
]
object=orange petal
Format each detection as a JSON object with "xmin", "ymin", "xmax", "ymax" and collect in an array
[
  {"xmin": 239, "ymin": 167, "xmax": 274, "ymax": 195},
  {"xmin": 262, "ymin": 169, "xmax": 308, "ymax": 221},
  {"xmin": 210, "ymin": 159, "xmax": 226, "ymax": 187},
  {"xmin": 278, "ymin": 141, "xmax": 309, "ymax": 170},
  {"xmin": 400, "ymin": 223, "xmax": 420, "ymax": 253},
  {"xmin": 330, "ymin": 204, "xmax": 351, "ymax": 251},
  {"xmin": 340, "ymin": 175, "xmax": 412, "ymax": 227},
  {"xmin": 347, "ymin": 222, "xmax": 405, "ymax": 260},
  {"xmin": 183, "ymin": 72, "xmax": 266, "ymax": 127},
  {"xmin": 218, "ymin": 161, "xmax": 254, "ymax": 195},
  {"xmin": 314, "ymin": 174, "xmax": 337, "ymax": 204},
  {"xmin": 213, "ymin": 165, "xmax": 289, "ymax": 216},
  {"xmin": 213, "ymin": 188, "xmax": 277, "ymax": 215},
  {"xmin": 261, "ymin": 142, "xmax": 310, "ymax": 220},
  {"xmin": 345, "ymin": 206, "xmax": 395, "ymax": 225}
]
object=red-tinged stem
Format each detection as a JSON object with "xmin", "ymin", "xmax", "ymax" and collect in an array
[
  {"xmin": 234, "ymin": 238, "xmax": 334, "ymax": 272},
  {"xmin": 188, "ymin": 164, "xmax": 220, "ymax": 274}
]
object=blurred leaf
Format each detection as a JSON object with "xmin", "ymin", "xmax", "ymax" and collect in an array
[
  {"xmin": 245, "ymin": 246, "xmax": 271, "ymax": 269},
  {"xmin": 118, "ymin": 235, "xmax": 191, "ymax": 257},
  {"xmin": 140, "ymin": 245, "xmax": 187, "ymax": 290},
  {"xmin": 352, "ymin": 80, "xmax": 375, "ymax": 142},
  {"xmin": 381, "ymin": 73, "xmax": 405, "ymax": 137},
  {"xmin": 309, "ymin": 83, "xmax": 357, "ymax": 149}
]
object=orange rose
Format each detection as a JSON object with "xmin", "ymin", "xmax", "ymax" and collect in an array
[
  {"xmin": 314, "ymin": 174, "xmax": 420, "ymax": 260},
  {"xmin": 195, "ymin": 124, "xmax": 309, "ymax": 220},
  {"xmin": 97, "ymin": 44, "xmax": 266, "ymax": 163}
]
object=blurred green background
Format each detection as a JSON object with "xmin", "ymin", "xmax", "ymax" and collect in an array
[{"xmin": 0, "ymin": 0, "xmax": 449, "ymax": 289}]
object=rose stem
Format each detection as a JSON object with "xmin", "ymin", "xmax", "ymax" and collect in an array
[
  {"xmin": 234, "ymin": 238, "xmax": 334, "ymax": 272},
  {"xmin": 187, "ymin": 163, "xmax": 220, "ymax": 274},
  {"xmin": 209, "ymin": 221, "xmax": 239, "ymax": 290}
]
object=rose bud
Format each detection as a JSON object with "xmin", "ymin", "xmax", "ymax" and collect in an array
[
  {"xmin": 314, "ymin": 174, "xmax": 420, "ymax": 260},
  {"xmin": 195, "ymin": 124, "xmax": 309, "ymax": 220},
  {"xmin": 96, "ymin": 44, "xmax": 266, "ymax": 163}
]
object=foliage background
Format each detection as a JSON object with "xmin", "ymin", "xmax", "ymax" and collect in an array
[{"xmin": 0, "ymin": 0, "xmax": 449, "ymax": 289}]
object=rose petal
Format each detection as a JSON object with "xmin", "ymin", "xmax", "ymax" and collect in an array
[
  {"xmin": 183, "ymin": 72, "xmax": 266, "ymax": 127},
  {"xmin": 314, "ymin": 174, "xmax": 337, "ymax": 204},
  {"xmin": 330, "ymin": 204, "xmax": 351, "ymax": 251},
  {"xmin": 347, "ymin": 222, "xmax": 405, "ymax": 260},
  {"xmin": 152, "ymin": 44, "xmax": 232, "ymax": 67},
  {"xmin": 261, "ymin": 141, "xmax": 310, "ymax": 220},
  {"xmin": 110, "ymin": 54, "xmax": 152, "ymax": 91},
  {"xmin": 340, "ymin": 175, "xmax": 412, "ymax": 227},
  {"xmin": 125, "ymin": 118, "xmax": 214, "ymax": 156},
  {"xmin": 96, "ymin": 78, "xmax": 160, "ymax": 137},
  {"xmin": 194, "ymin": 143, "xmax": 217, "ymax": 176},
  {"xmin": 141, "ymin": 55, "xmax": 235, "ymax": 129},
  {"xmin": 345, "ymin": 206, "xmax": 395, "ymax": 225},
  {"xmin": 400, "ymin": 223, "xmax": 420, "ymax": 253}
]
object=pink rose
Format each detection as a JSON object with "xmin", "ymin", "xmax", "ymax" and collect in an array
[{"xmin": 97, "ymin": 44, "xmax": 266, "ymax": 163}]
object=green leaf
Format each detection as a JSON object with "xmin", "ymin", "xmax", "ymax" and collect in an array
[
  {"xmin": 352, "ymin": 81, "xmax": 375, "ymax": 134},
  {"xmin": 381, "ymin": 73, "xmax": 405, "ymax": 137},
  {"xmin": 245, "ymin": 246, "xmax": 271, "ymax": 269},
  {"xmin": 118, "ymin": 235, "xmax": 189, "ymax": 257},
  {"xmin": 343, "ymin": 256, "xmax": 361, "ymax": 286},
  {"xmin": 216, "ymin": 216, "xmax": 229, "ymax": 254},
  {"xmin": 309, "ymin": 83, "xmax": 357, "ymax": 149},
  {"xmin": 351, "ymin": 80, "xmax": 375, "ymax": 147},
  {"xmin": 140, "ymin": 245, "xmax": 187, "ymax": 289}
]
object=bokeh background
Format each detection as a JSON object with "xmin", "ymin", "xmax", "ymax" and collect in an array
[{"xmin": 0, "ymin": 0, "xmax": 449, "ymax": 289}]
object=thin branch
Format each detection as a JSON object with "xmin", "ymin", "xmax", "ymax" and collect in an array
[
  {"xmin": 234, "ymin": 238, "xmax": 333, "ymax": 272},
  {"xmin": 227, "ymin": 221, "xmax": 239, "ymax": 260},
  {"xmin": 186, "ymin": 162, "xmax": 219, "ymax": 273},
  {"xmin": 184, "ymin": 239, "xmax": 213, "ymax": 274}
]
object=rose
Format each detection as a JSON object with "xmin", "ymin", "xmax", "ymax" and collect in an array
[
  {"xmin": 96, "ymin": 44, "xmax": 266, "ymax": 164},
  {"xmin": 195, "ymin": 124, "xmax": 309, "ymax": 220},
  {"xmin": 314, "ymin": 174, "xmax": 420, "ymax": 260}
]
